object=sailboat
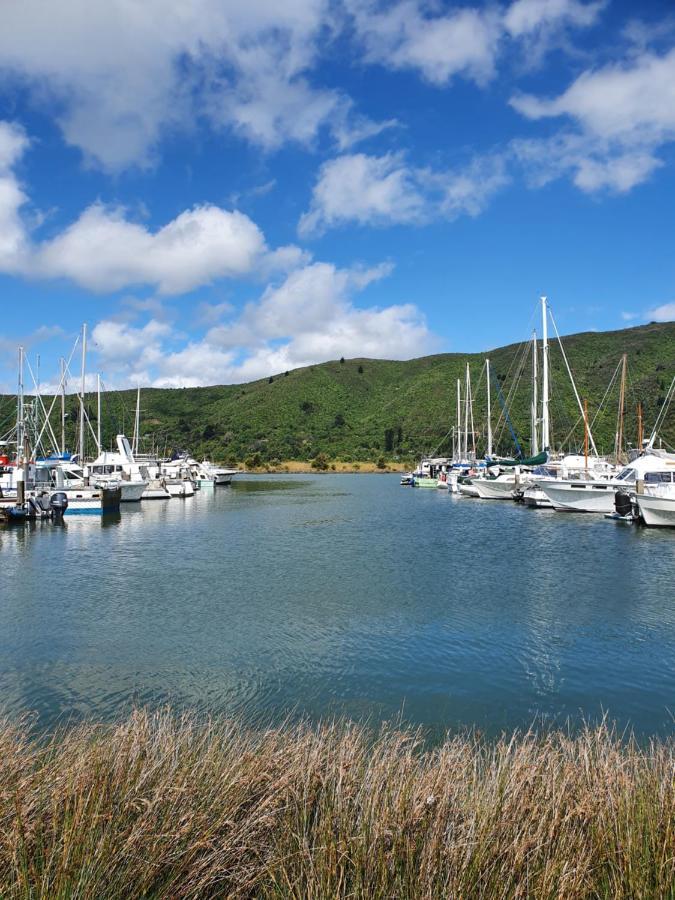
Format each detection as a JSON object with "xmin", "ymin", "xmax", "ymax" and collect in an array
[{"xmin": 539, "ymin": 372, "xmax": 673, "ymax": 514}]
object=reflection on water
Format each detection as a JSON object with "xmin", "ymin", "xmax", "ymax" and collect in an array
[{"xmin": 1, "ymin": 474, "xmax": 674, "ymax": 736}]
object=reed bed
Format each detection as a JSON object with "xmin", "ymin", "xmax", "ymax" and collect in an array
[{"xmin": 0, "ymin": 711, "xmax": 672, "ymax": 898}]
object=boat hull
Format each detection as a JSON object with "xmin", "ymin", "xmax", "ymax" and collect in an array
[
  {"xmin": 59, "ymin": 486, "xmax": 121, "ymax": 515},
  {"xmin": 523, "ymin": 486, "xmax": 552, "ymax": 508},
  {"xmin": 142, "ymin": 483, "xmax": 171, "ymax": 500},
  {"xmin": 637, "ymin": 494, "xmax": 675, "ymax": 527},
  {"xmin": 539, "ymin": 481, "xmax": 615, "ymax": 513},
  {"xmin": 413, "ymin": 478, "xmax": 438, "ymax": 488},
  {"xmin": 166, "ymin": 481, "xmax": 195, "ymax": 497},
  {"xmin": 120, "ymin": 481, "xmax": 147, "ymax": 502},
  {"xmin": 472, "ymin": 479, "xmax": 519, "ymax": 500}
]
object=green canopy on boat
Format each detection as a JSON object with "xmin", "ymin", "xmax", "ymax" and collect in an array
[{"xmin": 487, "ymin": 451, "xmax": 549, "ymax": 468}]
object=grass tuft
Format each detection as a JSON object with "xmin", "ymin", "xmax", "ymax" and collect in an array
[{"xmin": 0, "ymin": 711, "xmax": 672, "ymax": 898}]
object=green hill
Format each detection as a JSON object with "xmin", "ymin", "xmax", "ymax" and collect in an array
[{"xmin": 3, "ymin": 322, "xmax": 674, "ymax": 465}]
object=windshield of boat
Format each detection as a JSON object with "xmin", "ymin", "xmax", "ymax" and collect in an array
[
  {"xmin": 645, "ymin": 471, "xmax": 674, "ymax": 483},
  {"xmin": 615, "ymin": 467, "xmax": 636, "ymax": 482}
]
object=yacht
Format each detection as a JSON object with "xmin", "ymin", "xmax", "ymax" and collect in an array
[
  {"xmin": 633, "ymin": 470, "xmax": 675, "ymax": 527},
  {"xmin": 86, "ymin": 435, "xmax": 148, "ymax": 502},
  {"xmin": 198, "ymin": 460, "xmax": 239, "ymax": 485},
  {"xmin": 539, "ymin": 450, "xmax": 675, "ymax": 513}
]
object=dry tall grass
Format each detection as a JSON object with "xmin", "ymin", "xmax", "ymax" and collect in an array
[{"xmin": 0, "ymin": 711, "xmax": 672, "ymax": 898}]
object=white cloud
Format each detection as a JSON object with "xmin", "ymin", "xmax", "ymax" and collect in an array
[
  {"xmin": 92, "ymin": 319, "xmax": 172, "ymax": 368},
  {"xmin": 511, "ymin": 131, "xmax": 663, "ymax": 193},
  {"xmin": 0, "ymin": 121, "xmax": 30, "ymax": 271},
  {"xmin": 646, "ymin": 302, "xmax": 675, "ymax": 323},
  {"xmin": 620, "ymin": 311, "xmax": 639, "ymax": 322},
  {"xmin": 347, "ymin": 1, "xmax": 501, "ymax": 86},
  {"xmin": 90, "ymin": 261, "xmax": 439, "ymax": 387},
  {"xmin": 0, "ymin": 120, "xmax": 306, "ymax": 294},
  {"xmin": 510, "ymin": 46, "xmax": 675, "ymax": 192},
  {"xmin": 0, "ymin": 0, "xmax": 390, "ymax": 170},
  {"xmin": 346, "ymin": 0, "xmax": 604, "ymax": 88},
  {"xmin": 504, "ymin": 0, "xmax": 604, "ymax": 38},
  {"xmin": 37, "ymin": 203, "xmax": 266, "ymax": 294},
  {"xmin": 299, "ymin": 152, "xmax": 508, "ymax": 235}
]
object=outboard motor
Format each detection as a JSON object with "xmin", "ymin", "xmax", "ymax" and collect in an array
[
  {"xmin": 50, "ymin": 491, "xmax": 69, "ymax": 523},
  {"xmin": 614, "ymin": 489, "xmax": 633, "ymax": 519}
]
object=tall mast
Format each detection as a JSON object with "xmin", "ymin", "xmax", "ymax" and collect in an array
[
  {"xmin": 96, "ymin": 373, "xmax": 102, "ymax": 454},
  {"xmin": 463, "ymin": 363, "xmax": 470, "ymax": 460},
  {"xmin": 16, "ymin": 346, "xmax": 25, "ymax": 463},
  {"xmin": 486, "ymin": 358, "xmax": 492, "ymax": 459},
  {"xmin": 637, "ymin": 402, "xmax": 643, "ymax": 451},
  {"xmin": 456, "ymin": 378, "xmax": 461, "ymax": 460},
  {"xmin": 531, "ymin": 330, "xmax": 539, "ymax": 456},
  {"xmin": 468, "ymin": 366, "xmax": 476, "ymax": 458},
  {"xmin": 583, "ymin": 398, "xmax": 589, "ymax": 473},
  {"xmin": 133, "ymin": 385, "xmax": 141, "ymax": 456},
  {"xmin": 79, "ymin": 323, "xmax": 87, "ymax": 462},
  {"xmin": 541, "ymin": 296, "xmax": 550, "ymax": 451},
  {"xmin": 615, "ymin": 353, "xmax": 627, "ymax": 463},
  {"xmin": 60, "ymin": 357, "xmax": 66, "ymax": 454}
]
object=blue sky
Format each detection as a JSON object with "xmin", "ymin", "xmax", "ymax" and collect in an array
[{"xmin": 0, "ymin": 0, "xmax": 674, "ymax": 391}]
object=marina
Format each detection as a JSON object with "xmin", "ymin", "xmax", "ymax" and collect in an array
[{"xmin": 2, "ymin": 473, "xmax": 674, "ymax": 737}]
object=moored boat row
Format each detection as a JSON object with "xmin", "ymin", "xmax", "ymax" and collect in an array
[{"xmin": 401, "ymin": 297, "xmax": 675, "ymax": 528}]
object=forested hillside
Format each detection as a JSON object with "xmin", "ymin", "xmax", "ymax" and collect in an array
[{"xmin": 2, "ymin": 323, "xmax": 673, "ymax": 465}]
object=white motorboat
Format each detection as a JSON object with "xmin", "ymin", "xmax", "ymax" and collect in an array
[
  {"xmin": 457, "ymin": 479, "xmax": 480, "ymax": 497},
  {"xmin": 142, "ymin": 480, "xmax": 172, "ymax": 500},
  {"xmin": 86, "ymin": 436, "xmax": 148, "ymax": 502},
  {"xmin": 165, "ymin": 478, "xmax": 195, "ymax": 497},
  {"xmin": 522, "ymin": 484, "xmax": 552, "ymax": 508},
  {"xmin": 473, "ymin": 470, "xmax": 533, "ymax": 500},
  {"xmin": 58, "ymin": 484, "xmax": 122, "ymax": 514},
  {"xmin": 199, "ymin": 461, "xmax": 238, "ymax": 485},
  {"xmin": 637, "ymin": 494, "xmax": 675, "ymax": 527},
  {"xmin": 524, "ymin": 456, "xmax": 617, "ymax": 509},
  {"xmin": 540, "ymin": 450, "xmax": 675, "ymax": 513},
  {"xmin": 635, "ymin": 470, "xmax": 675, "ymax": 527}
]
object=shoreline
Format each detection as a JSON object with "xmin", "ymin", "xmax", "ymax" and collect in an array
[{"xmin": 237, "ymin": 460, "xmax": 410, "ymax": 474}]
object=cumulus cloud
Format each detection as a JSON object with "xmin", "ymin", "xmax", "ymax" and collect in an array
[
  {"xmin": 510, "ymin": 46, "xmax": 675, "ymax": 192},
  {"xmin": 299, "ymin": 152, "xmax": 508, "ymax": 235},
  {"xmin": 646, "ymin": 302, "xmax": 675, "ymax": 323},
  {"xmin": 0, "ymin": 120, "xmax": 305, "ymax": 294},
  {"xmin": 37, "ymin": 204, "xmax": 266, "ymax": 294},
  {"xmin": 0, "ymin": 121, "xmax": 30, "ymax": 271},
  {"xmin": 90, "ymin": 261, "xmax": 438, "ymax": 387}
]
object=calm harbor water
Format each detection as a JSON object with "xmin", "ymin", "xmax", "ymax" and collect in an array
[{"xmin": 1, "ymin": 474, "xmax": 674, "ymax": 737}]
